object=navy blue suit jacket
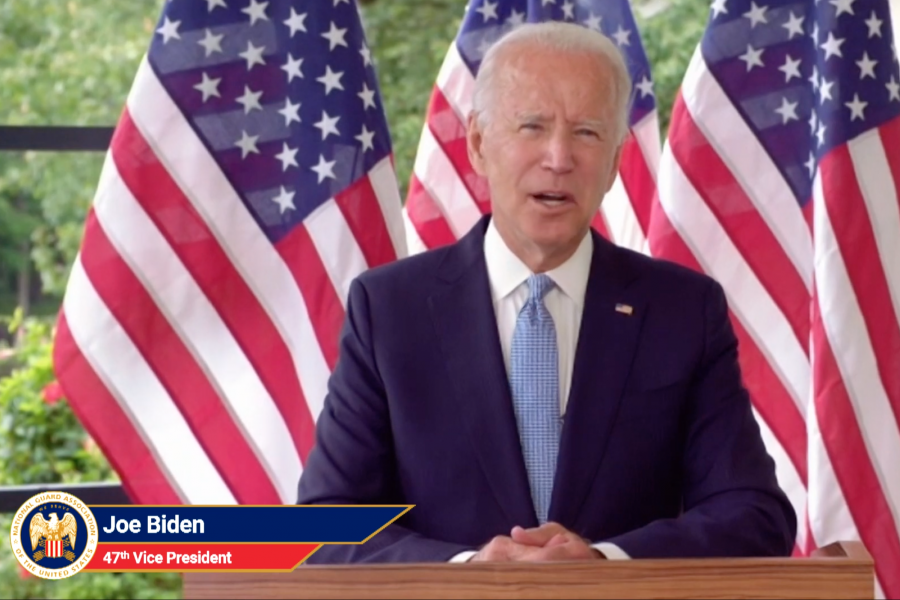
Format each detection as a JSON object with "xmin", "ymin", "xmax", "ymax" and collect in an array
[{"xmin": 297, "ymin": 216, "xmax": 796, "ymax": 562}]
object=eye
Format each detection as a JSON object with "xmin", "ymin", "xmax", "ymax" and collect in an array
[
  {"xmin": 576, "ymin": 128, "xmax": 600, "ymax": 138},
  {"xmin": 520, "ymin": 123, "xmax": 542, "ymax": 131}
]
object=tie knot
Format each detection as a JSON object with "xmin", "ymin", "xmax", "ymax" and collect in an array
[{"xmin": 527, "ymin": 274, "xmax": 554, "ymax": 302}]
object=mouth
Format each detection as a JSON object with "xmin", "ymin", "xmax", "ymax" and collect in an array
[{"xmin": 530, "ymin": 191, "xmax": 574, "ymax": 209}]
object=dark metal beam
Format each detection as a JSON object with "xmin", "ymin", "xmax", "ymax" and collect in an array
[
  {"xmin": 0, "ymin": 125, "xmax": 114, "ymax": 152},
  {"xmin": 0, "ymin": 482, "xmax": 131, "ymax": 513}
]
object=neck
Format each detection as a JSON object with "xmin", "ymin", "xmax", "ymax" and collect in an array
[{"xmin": 494, "ymin": 220, "xmax": 585, "ymax": 273}]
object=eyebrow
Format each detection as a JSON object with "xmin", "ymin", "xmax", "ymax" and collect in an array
[{"xmin": 514, "ymin": 112, "xmax": 608, "ymax": 130}]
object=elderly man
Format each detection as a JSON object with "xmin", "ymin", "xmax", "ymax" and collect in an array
[{"xmin": 296, "ymin": 21, "xmax": 796, "ymax": 563}]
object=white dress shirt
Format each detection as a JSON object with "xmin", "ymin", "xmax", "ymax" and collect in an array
[{"xmin": 449, "ymin": 219, "xmax": 629, "ymax": 562}]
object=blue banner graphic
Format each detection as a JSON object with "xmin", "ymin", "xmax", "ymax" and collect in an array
[{"xmin": 89, "ymin": 505, "xmax": 410, "ymax": 543}]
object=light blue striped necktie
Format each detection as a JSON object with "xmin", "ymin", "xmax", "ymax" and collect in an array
[{"xmin": 510, "ymin": 273, "xmax": 560, "ymax": 524}]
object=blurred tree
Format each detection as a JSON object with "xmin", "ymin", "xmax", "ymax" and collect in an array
[
  {"xmin": 359, "ymin": 0, "xmax": 463, "ymax": 199},
  {"xmin": 0, "ymin": 0, "xmax": 161, "ymax": 302},
  {"xmin": 633, "ymin": 0, "xmax": 709, "ymax": 137}
]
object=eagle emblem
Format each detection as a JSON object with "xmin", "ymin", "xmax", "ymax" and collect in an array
[{"xmin": 29, "ymin": 512, "xmax": 78, "ymax": 562}]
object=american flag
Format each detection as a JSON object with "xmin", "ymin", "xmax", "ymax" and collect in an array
[
  {"xmin": 402, "ymin": 0, "xmax": 660, "ymax": 254},
  {"xmin": 650, "ymin": 0, "xmax": 900, "ymax": 595},
  {"xmin": 52, "ymin": 0, "xmax": 406, "ymax": 505}
]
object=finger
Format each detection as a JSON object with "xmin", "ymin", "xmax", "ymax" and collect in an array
[
  {"xmin": 545, "ymin": 533, "xmax": 569, "ymax": 548},
  {"xmin": 517, "ymin": 523, "xmax": 564, "ymax": 545},
  {"xmin": 510, "ymin": 526, "xmax": 546, "ymax": 546}
]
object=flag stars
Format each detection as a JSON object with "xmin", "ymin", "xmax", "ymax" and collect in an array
[
  {"xmin": 845, "ymin": 94, "xmax": 867, "ymax": 121},
  {"xmin": 583, "ymin": 12, "xmax": 602, "ymax": 31},
  {"xmin": 242, "ymin": 0, "xmax": 269, "ymax": 25},
  {"xmin": 809, "ymin": 65, "xmax": 820, "ymax": 90},
  {"xmin": 808, "ymin": 110, "xmax": 817, "ymax": 134},
  {"xmin": 888, "ymin": 76, "xmax": 900, "ymax": 102},
  {"xmin": 356, "ymin": 125, "xmax": 375, "ymax": 152},
  {"xmin": 275, "ymin": 143, "xmax": 299, "ymax": 171},
  {"xmin": 508, "ymin": 9, "xmax": 526, "ymax": 26},
  {"xmin": 819, "ymin": 78, "xmax": 834, "ymax": 104},
  {"xmin": 314, "ymin": 111, "xmax": 341, "ymax": 140},
  {"xmin": 829, "ymin": 0, "xmax": 855, "ymax": 17},
  {"xmin": 855, "ymin": 52, "xmax": 877, "ymax": 79},
  {"xmin": 311, "ymin": 155, "xmax": 337, "ymax": 183},
  {"xmin": 816, "ymin": 122, "xmax": 826, "ymax": 147},
  {"xmin": 561, "ymin": 1, "xmax": 575, "ymax": 20},
  {"xmin": 156, "ymin": 17, "xmax": 181, "ymax": 44},
  {"xmin": 476, "ymin": 0, "xmax": 498, "ymax": 22},
  {"xmin": 820, "ymin": 33, "xmax": 845, "ymax": 60},
  {"xmin": 235, "ymin": 131, "xmax": 260, "ymax": 158},
  {"xmin": 236, "ymin": 86, "xmax": 263, "ymax": 114},
  {"xmin": 711, "ymin": 0, "xmax": 728, "ymax": 18},
  {"xmin": 239, "ymin": 41, "xmax": 266, "ymax": 70},
  {"xmin": 278, "ymin": 98, "xmax": 301, "ymax": 127},
  {"xmin": 774, "ymin": 97, "xmax": 799, "ymax": 123},
  {"xmin": 206, "ymin": 0, "xmax": 227, "ymax": 11},
  {"xmin": 805, "ymin": 153, "xmax": 816, "ymax": 177},
  {"xmin": 284, "ymin": 8, "xmax": 308, "ymax": 36},
  {"xmin": 282, "ymin": 54, "xmax": 304, "ymax": 82},
  {"xmin": 612, "ymin": 26, "xmax": 631, "ymax": 46},
  {"xmin": 743, "ymin": 2, "xmax": 768, "ymax": 28},
  {"xmin": 865, "ymin": 11, "xmax": 883, "ymax": 38},
  {"xmin": 360, "ymin": 42, "xmax": 372, "ymax": 66},
  {"xmin": 197, "ymin": 29, "xmax": 224, "ymax": 56},
  {"xmin": 322, "ymin": 22, "xmax": 349, "ymax": 51},
  {"xmin": 636, "ymin": 76, "xmax": 654, "ymax": 98},
  {"xmin": 193, "ymin": 72, "xmax": 221, "ymax": 102},
  {"xmin": 739, "ymin": 45, "xmax": 764, "ymax": 71},
  {"xmin": 317, "ymin": 65, "xmax": 345, "ymax": 95},
  {"xmin": 359, "ymin": 83, "xmax": 377, "ymax": 110},
  {"xmin": 779, "ymin": 55, "xmax": 802, "ymax": 82},
  {"xmin": 782, "ymin": 12, "xmax": 804, "ymax": 39},
  {"xmin": 271, "ymin": 187, "xmax": 296, "ymax": 214}
]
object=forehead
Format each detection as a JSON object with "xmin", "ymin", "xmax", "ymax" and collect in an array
[{"xmin": 491, "ymin": 46, "xmax": 616, "ymax": 117}]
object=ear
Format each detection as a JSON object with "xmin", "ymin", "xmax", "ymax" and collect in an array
[
  {"xmin": 605, "ymin": 142, "xmax": 625, "ymax": 193},
  {"xmin": 467, "ymin": 112, "xmax": 488, "ymax": 176}
]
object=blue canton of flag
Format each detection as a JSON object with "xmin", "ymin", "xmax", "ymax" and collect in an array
[
  {"xmin": 150, "ymin": 0, "xmax": 392, "ymax": 242},
  {"xmin": 701, "ymin": 0, "xmax": 900, "ymax": 207}
]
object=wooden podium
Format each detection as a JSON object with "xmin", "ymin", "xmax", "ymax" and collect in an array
[{"xmin": 182, "ymin": 541, "xmax": 873, "ymax": 599}]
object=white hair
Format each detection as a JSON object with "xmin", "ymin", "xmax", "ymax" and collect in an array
[{"xmin": 471, "ymin": 21, "xmax": 633, "ymax": 142}]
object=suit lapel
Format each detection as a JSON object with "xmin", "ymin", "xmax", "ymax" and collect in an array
[
  {"xmin": 549, "ymin": 233, "xmax": 646, "ymax": 526},
  {"xmin": 428, "ymin": 219, "xmax": 538, "ymax": 528}
]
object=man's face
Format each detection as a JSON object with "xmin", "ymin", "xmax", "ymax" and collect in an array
[{"xmin": 467, "ymin": 45, "xmax": 623, "ymax": 266}]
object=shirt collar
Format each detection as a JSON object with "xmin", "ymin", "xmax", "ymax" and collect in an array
[{"xmin": 484, "ymin": 217, "xmax": 593, "ymax": 306}]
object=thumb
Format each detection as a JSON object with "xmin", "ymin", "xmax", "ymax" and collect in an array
[{"xmin": 510, "ymin": 525, "xmax": 545, "ymax": 546}]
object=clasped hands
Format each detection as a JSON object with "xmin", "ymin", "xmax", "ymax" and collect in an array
[{"xmin": 470, "ymin": 522, "xmax": 605, "ymax": 562}]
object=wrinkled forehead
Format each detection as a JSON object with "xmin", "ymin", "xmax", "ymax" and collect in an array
[{"xmin": 490, "ymin": 46, "xmax": 619, "ymax": 116}]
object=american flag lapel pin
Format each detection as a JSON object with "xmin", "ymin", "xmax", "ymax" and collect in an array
[{"xmin": 615, "ymin": 303, "xmax": 634, "ymax": 316}]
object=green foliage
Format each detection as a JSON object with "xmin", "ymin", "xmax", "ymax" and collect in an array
[
  {"xmin": 0, "ymin": 311, "xmax": 181, "ymax": 599},
  {"xmin": 0, "ymin": 0, "xmax": 161, "ymax": 297},
  {"xmin": 634, "ymin": 0, "xmax": 710, "ymax": 137},
  {"xmin": 360, "ymin": 1, "xmax": 463, "ymax": 198}
]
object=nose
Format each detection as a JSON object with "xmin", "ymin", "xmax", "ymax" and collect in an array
[{"xmin": 541, "ymin": 131, "xmax": 575, "ymax": 174}]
